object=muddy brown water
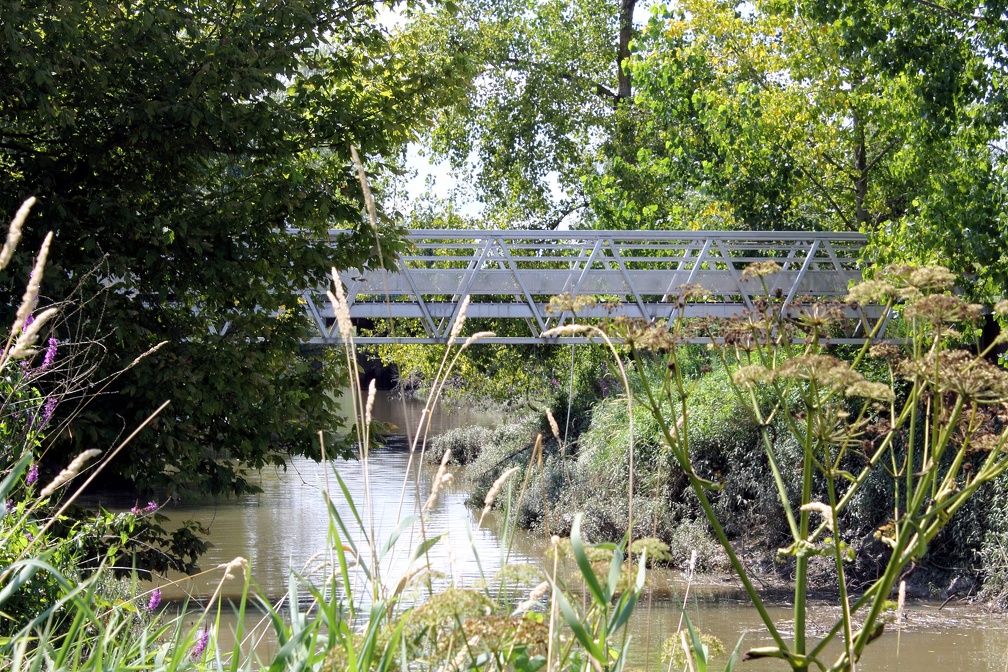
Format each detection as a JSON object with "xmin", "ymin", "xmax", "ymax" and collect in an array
[{"xmin": 153, "ymin": 394, "xmax": 1008, "ymax": 670}]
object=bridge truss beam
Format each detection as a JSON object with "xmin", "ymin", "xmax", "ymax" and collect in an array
[{"xmin": 303, "ymin": 230, "xmax": 874, "ymax": 345}]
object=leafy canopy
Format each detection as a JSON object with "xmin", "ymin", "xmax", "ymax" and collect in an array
[{"xmin": 0, "ymin": 0, "xmax": 455, "ymax": 497}]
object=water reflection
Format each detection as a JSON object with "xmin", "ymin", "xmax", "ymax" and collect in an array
[{"xmin": 159, "ymin": 394, "xmax": 531, "ymax": 602}]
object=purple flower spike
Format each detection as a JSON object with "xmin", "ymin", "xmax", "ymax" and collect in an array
[
  {"xmin": 145, "ymin": 501, "xmax": 158, "ymax": 513},
  {"xmin": 147, "ymin": 588, "xmax": 162, "ymax": 612},
  {"xmin": 40, "ymin": 397, "xmax": 57, "ymax": 428},
  {"xmin": 191, "ymin": 627, "xmax": 210, "ymax": 659},
  {"xmin": 26, "ymin": 463, "xmax": 38, "ymax": 486},
  {"xmin": 41, "ymin": 337, "xmax": 57, "ymax": 371},
  {"xmin": 22, "ymin": 313, "xmax": 34, "ymax": 333}
]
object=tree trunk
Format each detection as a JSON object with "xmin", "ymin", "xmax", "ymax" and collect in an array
[
  {"xmin": 853, "ymin": 109, "xmax": 868, "ymax": 228},
  {"xmin": 617, "ymin": 0, "xmax": 636, "ymax": 103}
]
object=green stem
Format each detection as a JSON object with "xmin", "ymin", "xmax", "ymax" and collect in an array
[
  {"xmin": 760, "ymin": 424, "xmax": 800, "ymax": 540},
  {"xmin": 794, "ymin": 410, "xmax": 814, "ymax": 660},
  {"xmin": 636, "ymin": 365, "xmax": 790, "ymax": 654},
  {"xmin": 825, "ymin": 475, "xmax": 854, "ymax": 670}
]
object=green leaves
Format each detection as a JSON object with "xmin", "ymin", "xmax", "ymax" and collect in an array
[
  {"xmin": 0, "ymin": 0, "xmax": 438, "ymax": 506},
  {"xmin": 553, "ymin": 514, "xmax": 648, "ymax": 670}
]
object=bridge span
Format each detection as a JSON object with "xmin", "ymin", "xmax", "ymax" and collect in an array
[{"xmin": 303, "ymin": 229, "xmax": 874, "ymax": 345}]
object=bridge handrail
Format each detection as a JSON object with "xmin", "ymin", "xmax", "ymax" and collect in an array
[{"xmin": 327, "ymin": 228, "xmax": 867, "ymax": 243}]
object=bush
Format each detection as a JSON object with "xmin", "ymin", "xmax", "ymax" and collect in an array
[{"xmin": 427, "ymin": 425, "xmax": 494, "ymax": 465}]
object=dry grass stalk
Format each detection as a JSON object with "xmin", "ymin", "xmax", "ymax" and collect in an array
[
  {"xmin": 545, "ymin": 408, "xmax": 561, "ymax": 443},
  {"xmin": 0, "ymin": 197, "xmax": 34, "ymax": 272},
  {"xmin": 39, "ymin": 449, "xmax": 102, "ymax": 498},
  {"xmin": 681, "ymin": 630, "xmax": 698, "ymax": 672},
  {"xmin": 478, "ymin": 466, "xmax": 520, "ymax": 527},
  {"xmin": 350, "ymin": 146, "xmax": 379, "ymax": 231},
  {"xmin": 424, "ymin": 449, "xmax": 453, "ymax": 511},
  {"xmin": 448, "ymin": 296, "xmax": 471, "ymax": 345},
  {"xmin": 545, "ymin": 320, "xmax": 637, "ymax": 555}
]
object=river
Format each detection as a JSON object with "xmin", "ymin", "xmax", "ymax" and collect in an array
[{"xmin": 157, "ymin": 393, "xmax": 1008, "ymax": 670}]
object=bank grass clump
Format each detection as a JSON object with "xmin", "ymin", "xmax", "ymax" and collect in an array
[{"xmin": 427, "ymin": 424, "xmax": 494, "ymax": 465}]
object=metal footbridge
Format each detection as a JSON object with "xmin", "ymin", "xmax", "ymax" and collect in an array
[{"xmin": 303, "ymin": 230, "xmax": 871, "ymax": 345}]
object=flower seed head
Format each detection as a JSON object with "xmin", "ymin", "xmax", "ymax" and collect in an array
[
  {"xmin": 39, "ymin": 449, "xmax": 102, "ymax": 498},
  {"xmin": 0, "ymin": 197, "xmax": 34, "ymax": 272}
]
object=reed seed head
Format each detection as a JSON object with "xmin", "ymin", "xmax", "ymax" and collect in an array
[
  {"xmin": 800, "ymin": 501, "xmax": 834, "ymax": 532},
  {"xmin": 219, "ymin": 556, "xmax": 249, "ymax": 580},
  {"xmin": 449, "ymin": 296, "xmax": 471, "ymax": 345},
  {"xmin": 545, "ymin": 410, "xmax": 561, "ymax": 443},
  {"xmin": 542, "ymin": 324, "xmax": 592, "ymax": 338},
  {"xmin": 512, "ymin": 580, "xmax": 551, "ymax": 615},
  {"xmin": 0, "ymin": 197, "xmax": 34, "ymax": 273},
  {"xmin": 364, "ymin": 379, "xmax": 377, "ymax": 429},
  {"xmin": 11, "ymin": 306, "xmax": 58, "ymax": 359},
  {"xmin": 460, "ymin": 330, "xmax": 495, "ymax": 348},
  {"xmin": 327, "ymin": 268, "xmax": 354, "ymax": 343},
  {"xmin": 12, "ymin": 231, "xmax": 53, "ymax": 338},
  {"xmin": 424, "ymin": 449, "xmax": 453, "ymax": 511},
  {"xmin": 479, "ymin": 466, "xmax": 520, "ymax": 525},
  {"xmin": 39, "ymin": 449, "xmax": 102, "ymax": 499}
]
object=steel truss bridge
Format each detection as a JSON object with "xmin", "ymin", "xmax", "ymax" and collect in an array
[{"xmin": 302, "ymin": 230, "xmax": 875, "ymax": 345}]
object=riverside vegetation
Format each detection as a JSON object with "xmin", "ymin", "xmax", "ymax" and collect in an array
[
  {"xmin": 0, "ymin": 198, "xmax": 701, "ymax": 672},
  {"xmin": 2, "ymin": 194, "xmax": 1008, "ymax": 671}
]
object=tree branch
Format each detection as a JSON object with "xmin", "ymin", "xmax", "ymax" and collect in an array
[{"xmin": 502, "ymin": 56, "xmax": 618, "ymax": 104}]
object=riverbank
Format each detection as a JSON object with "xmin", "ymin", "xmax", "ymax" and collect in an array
[
  {"xmin": 148, "ymin": 418, "xmax": 1008, "ymax": 672},
  {"xmin": 426, "ymin": 374, "xmax": 1008, "ymax": 610}
]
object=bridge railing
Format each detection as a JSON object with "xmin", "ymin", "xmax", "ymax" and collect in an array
[{"xmin": 303, "ymin": 230, "xmax": 872, "ymax": 345}]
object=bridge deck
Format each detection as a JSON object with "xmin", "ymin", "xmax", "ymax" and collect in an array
[{"xmin": 303, "ymin": 230, "xmax": 872, "ymax": 345}]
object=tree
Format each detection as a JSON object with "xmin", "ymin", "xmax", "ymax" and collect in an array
[
  {"xmin": 394, "ymin": 0, "xmax": 647, "ymax": 229},
  {"xmin": 0, "ymin": 0, "xmax": 453, "ymax": 497},
  {"xmin": 628, "ymin": 0, "xmax": 1008, "ymax": 295}
]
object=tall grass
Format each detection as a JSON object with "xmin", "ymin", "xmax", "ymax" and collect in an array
[{"xmin": 1, "ymin": 188, "xmax": 664, "ymax": 671}]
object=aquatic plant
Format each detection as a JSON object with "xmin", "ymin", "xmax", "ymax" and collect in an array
[{"xmin": 595, "ymin": 264, "xmax": 1008, "ymax": 671}]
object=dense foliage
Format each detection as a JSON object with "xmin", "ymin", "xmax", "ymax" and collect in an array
[
  {"xmin": 0, "ymin": 0, "xmax": 462, "ymax": 497},
  {"xmin": 393, "ymin": 0, "xmax": 1008, "ymax": 299}
]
